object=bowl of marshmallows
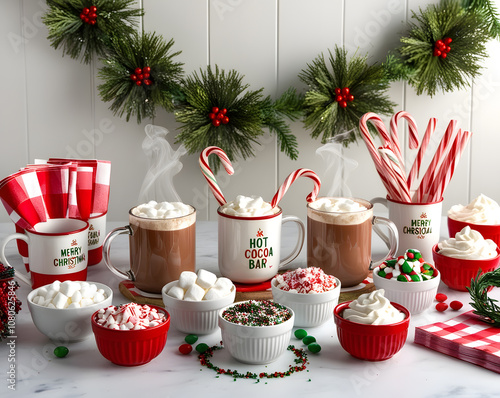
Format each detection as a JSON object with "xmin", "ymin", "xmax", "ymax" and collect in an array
[
  {"xmin": 162, "ymin": 269, "xmax": 236, "ymax": 334},
  {"xmin": 27, "ymin": 280, "xmax": 112, "ymax": 342}
]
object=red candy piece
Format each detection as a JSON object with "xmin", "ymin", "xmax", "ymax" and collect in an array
[
  {"xmin": 179, "ymin": 344, "xmax": 193, "ymax": 355},
  {"xmin": 436, "ymin": 302, "xmax": 448, "ymax": 312},
  {"xmin": 435, "ymin": 293, "xmax": 447, "ymax": 302},
  {"xmin": 384, "ymin": 272, "xmax": 393, "ymax": 279},
  {"xmin": 450, "ymin": 300, "xmax": 463, "ymax": 311}
]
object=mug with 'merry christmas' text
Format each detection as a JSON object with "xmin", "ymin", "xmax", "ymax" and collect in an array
[{"xmin": 217, "ymin": 196, "xmax": 304, "ymax": 283}]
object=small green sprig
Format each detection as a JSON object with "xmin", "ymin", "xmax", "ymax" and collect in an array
[{"xmin": 467, "ymin": 268, "xmax": 500, "ymax": 326}]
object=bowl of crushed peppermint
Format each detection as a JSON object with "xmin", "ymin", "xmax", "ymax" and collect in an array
[{"xmin": 218, "ymin": 300, "xmax": 295, "ymax": 364}]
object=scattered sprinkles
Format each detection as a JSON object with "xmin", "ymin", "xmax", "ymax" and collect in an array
[
  {"xmin": 199, "ymin": 342, "xmax": 309, "ymax": 380},
  {"xmin": 377, "ymin": 249, "xmax": 437, "ymax": 282},
  {"xmin": 221, "ymin": 300, "xmax": 292, "ymax": 326}
]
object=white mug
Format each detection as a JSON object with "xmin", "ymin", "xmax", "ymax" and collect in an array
[
  {"xmin": 217, "ymin": 206, "xmax": 305, "ymax": 283},
  {"xmin": 371, "ymin": 196, "xmax": 443, "ymax": 262},
  {"xmin": 0, "ymin": 218, "xmax": 89, "ymax": 289}
]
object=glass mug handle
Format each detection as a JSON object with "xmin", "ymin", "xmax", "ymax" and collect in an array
[
  {"xmin": 370, "ymin": 196, "xmax": 391, "ymax": 249},
  {"xmin": 279, "ymin": 216, "xmax": 305, "ymax": 268},
  {"xmin": 0, "ymin": 233, "xmax": 32, "ymax": 286},
  {"xmin": 369, "ymin": 216, "xmax": 399, "ymax": 270},
  {"xmin": 102, "ymin": 226, "xmax": 136, "ymax": 281}
]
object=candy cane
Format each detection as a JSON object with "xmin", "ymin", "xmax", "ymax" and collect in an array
[
  {"xmin": 199, "ymin": 146, "xmax": 234, "ymax": 206},
  {"xmin": 417, "ymin": 120, "xmax": 457, "ymax": 202},
  {"xmin": 378, "ymin": 146, "xmax": 412, "ymax": 202},
  {"xmin": 428, "ymin": 130, "xmax": 472, "ymax": 202},
  {"xmin": 271, "ymin": 168, "xmax": 321, "ymax": 208},
  {"xmin": 407, "ymin": 117, "xmax": 437, "ymax": 192},
  {"xmin": 389, "ymin": 111, "xmax": 419, "ymax": 172}
]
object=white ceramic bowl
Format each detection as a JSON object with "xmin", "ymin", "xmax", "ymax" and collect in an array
[
  {"xmin": 218, "ymin": 300, "xmax": 295, "ymax": 364},
  {"xmin": 270, "ymin": 277, "xmax": 341, "ymax": 327},
  {"xmin": 372, "ymin": 268, "xmax": 440, "ymax": 314},
  {"xmin": 27, "ymin": 281, "xmax": 113, "ymax": 342},
  {"xmin": 162, "ymin": 281, "xmax": 236, "ymax": 334}
]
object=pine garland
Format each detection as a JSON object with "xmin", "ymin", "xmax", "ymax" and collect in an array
[
  {"xmin": 299, "ymin": 46, "xmax": 395, "ymax": 144},
  {"xmin": 464, "ymin": 0, "xmax": 500, "ymax": 39},
  {"xmin": 98, "ymin": 32, "xmax": 184, "ymax": 124},
  {"xmin": 43, "ymin": 0, "xmax": 143, "ymax": 64},
  {"xmin": 175, "ymin": 65, "xmax": 300, "ymax": 172},
  {"xmin": 467, "ymin": 268, "xmax": 500, "ymax": 326},
  {"xmin": 388, "ymin": 0, "xmax": 489, "ymax": 96}
]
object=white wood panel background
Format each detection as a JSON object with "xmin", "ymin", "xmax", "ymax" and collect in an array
[{"xmin": 1, "ymin": 0, "xmax": 500, "ymax": 224}]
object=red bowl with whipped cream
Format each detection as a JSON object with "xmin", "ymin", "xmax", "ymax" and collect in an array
[
  {"xmin": 448, "ymin": 217, "xmax": 500, "ymax": 249},
  {"xmin": 334, "ymin": 301, "xmax": 410, "ymax": 361},
  {"xmin": 91, "ymin": 304, "xmax": 170, "ymax": 366},
  {"xmin": 432, "ymin": 244, "xmax": 500, "ymax": 291}
]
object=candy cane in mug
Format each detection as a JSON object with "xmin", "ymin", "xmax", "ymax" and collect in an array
[
  {"xmin": 271, "ymin": 168, "xmax": 321, "ymax": 208},
  {"xmin": 389, "ymin": 110, "xmax": 419, "ymax": 171},
  {"xmin": 407, "ymin": 117, "xmax": 437, "ymax": 192},
  {"xmin": 199, "ymin": 146, "xmax": 234, "ymax": 206}
]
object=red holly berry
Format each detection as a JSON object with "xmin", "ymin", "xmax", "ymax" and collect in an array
[
  {"xmin": 135, "ymin": 68, "xmax": 142, "ymax": 75},
  {"xmin": 436, "ymin": 302, "xmax": 448, "ymax": 312},
  {"xmin": 90, "ymin": 5, "xmax": 97, "ymax": 13},
  {"xmin": 143, "ymin": 66, "xmax": 151, "ymax": 73},
  {"xmin": 342, "ymin": 87, "xmax": 350, "ymax": 96},
  {"xmin": 212, "ymin": 119, "xmax": 221, "ymax": 127},
  {"xmin": 347, "ymin": 94, "xmax": 354, "ymax": 102},
  {"xmin": 130, "ymin": 74, "xmax": 138, "ymax": 81},
  {"xmin": 339, "ymin": 101, "xmax": 347, "ymax": 108},
  {"xmin": 212, "ymin": 107, "xmax": 219, "ymax": 114},
  {"xmin": 83, "ymin": 8, "xmax": 90, "ymax": 15},
  {"xmin": 135, "ymin": 80, "xmax": 142, "ymax": 86},
  {"xmin": 450, "ymin": 300, "xmax": 463, "ymax": 311},
  {"xmin": 435, "ymin": 293, "xmax": 447, "ymax": 302},
  {"xmin": 178, "ymin": 344, "xmax": 192, "ymax": 355},
  {"xmin": 143, "ymin": 73, "xmax": 150, "ymax": 79},
  {"xmin": 221, "ymin": 108, "xmax": 227, "ymax": 115},
  {"xmin": 222, "ymin": 116, "xmax": 229, "ymax": 124},
  {"xmin": 144, "ymin": 79, "xmax": 152, "ymax": 86},
  {"xmin": 334, "ymin": 88, "xmax": 341, "ymax": 95},
  {"xmin": 208, "ymin": 112, "xmax": 216, "ymax": 120},
  {"xmin": 336, "ymin": 95, "xmax": 343, "ymax": 102},
  {"xmin": 444, "ymin": 37, "xmax": 452, "ymax": 44},
  {"xmin": 441, "ymin": 53, "xmax": 447, "ymax": 59}
]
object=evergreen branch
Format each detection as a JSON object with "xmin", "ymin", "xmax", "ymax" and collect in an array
[
  {"xmin": 464, "ymin": 0, "xmax": 500, "ymax": 39},
  {"xmin": 467, "ymin": 268, "xmax": 500, "ymax": 326}
]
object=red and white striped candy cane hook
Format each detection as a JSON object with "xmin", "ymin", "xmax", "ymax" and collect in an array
[
  {"xmin": 390, "ymin": 110, "xmax": 419, "ymax": 171},
  {"xmin": 199, "ymin": 146, "xmax": 234, "ymax": 206},
  {"xmin": 271, "ymin": 168, "xmax": 321, "ymax": 208}
]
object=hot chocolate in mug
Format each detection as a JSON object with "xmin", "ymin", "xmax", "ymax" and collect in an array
[
  {"xmin": 217, "ymin": 206, "xmax": 305, "ymax": 283},
  {"xmin": 103, "ymin": 205, "xmax": 196, "ymax": 294},
  {"xmin": 307, "ymin": 197, "xmax": 399, "ymax": 287},
  {"xmin": 371, "ymin": 196, "xmax": 443, "ymax": 262},
  {"xmin": 0, "ymin": 218, "xmax": 89, "ymax": 289}
]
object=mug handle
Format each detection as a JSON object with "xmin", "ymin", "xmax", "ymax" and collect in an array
[
  {"xmin": 279, "ymin": 216, "xmax": 305, "ymax": 268},
  {"xmin": 102, "ymin": 226, "xmax": 135, "ymax": 281},
  {"xmin": 370, "ymin": 196, "xmax": 391, "ymax": 249},
  {"xmin": 369, "ymin": 216, "xmax": 399, "ymax": 270},
  {"xmin": 0, "ymin": 233, "xmax": 32, "ymax": 286}
]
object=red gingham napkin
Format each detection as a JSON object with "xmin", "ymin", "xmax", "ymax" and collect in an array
[{"xmin": 415, "ymin": 311, "xmax": 500, "ymax": 373}]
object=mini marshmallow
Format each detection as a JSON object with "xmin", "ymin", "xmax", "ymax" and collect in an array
[
  {"xmin": 93, "ymin": 292, "xmax": 105, "ymax": 303},
  {"xmin": 52, "ymin": 292, "xmax": 69, "ymax": 309},
  {"xmin": 167, "ymin": 284, "xmax": 185, "ymax": 299},
  {"xmin": 67, "ymin": 302, "xmax": 81, "ymax": 309},
  {"xmin": 213, "ymin": 277, "xmax": 234, "ymax": 293},
  {"xmin": 59, "ymin": 280, "xmax": 79, "ymax": 298},
  {"xmin": 178, "ymin": 271, "xmax": 197, "ymax": 289},
  {"xmin": 203, "ymin": 287, "xmax": 224, "ymax": 300},
  {"xmin": 45, "ymin": 289, "xmax": 58, "ymax": 300},
  {"xmin": 51, "ymin": 280, "xmax": 61, "ymax": 292},
  {"xmin": 184, "ymin": 283, "xmax": 206, "ymax": 301},
  {"xmin": 80, "ymin": 285, "xmax": 92, "ymax": 298},
  {"xmin": 196, "ymin": 269, "xmax": 217, "ymax": 289},
  {"xmin": 71, "ymin": 290, "xmax": 83, "ymax": 305},
  {"xmin": 37, "ymin": 287, "xmax": 48, "ymax": 297}
]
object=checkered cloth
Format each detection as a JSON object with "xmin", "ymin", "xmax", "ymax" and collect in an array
[{"xmin": 415, "ymin": 310, "xmax": 500, "ymax": 373}]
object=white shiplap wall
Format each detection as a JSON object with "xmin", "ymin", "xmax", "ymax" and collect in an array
[{"xmin": 1, "ymin": 0, "xmax": 500, "ymax": 224}]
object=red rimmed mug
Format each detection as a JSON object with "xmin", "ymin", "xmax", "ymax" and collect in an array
[{"xmin": 0, "ymin": 218, "xmax": 89, "ymax": 289}]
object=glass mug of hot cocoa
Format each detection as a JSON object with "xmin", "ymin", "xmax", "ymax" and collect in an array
[
  {"xmin": 307, "ymin": 197, "xmax": 398, "ymax": 287},
  {"xmin": 218, "ymin": 195, "xmax": 305, "ymax": 283},
  {"xmin": 103, "ymin": 201, "xmax": 196, "ymax": 294}
]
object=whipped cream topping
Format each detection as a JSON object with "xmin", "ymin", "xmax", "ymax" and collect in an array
[
  {"xmin": 309, "ymin": 197, "xmax": 367, "ymax": 213},
  {"xmin": 219, "ymin": 195, "xmax": 275, "ymax": 217},
  {"xmin": 342, "ymin": 289, "xmax": 405, "ymax": 325},
  {"xmin": 437, "ymin": 226, "xmax": 498, "ymax": 260},
  {"xmin": 132, "ymin": 200, "xmax": 193, "ymax": 219},
  {"xmin": 448, "ymin": 194, "xmax": 500, "ymax": 225}
]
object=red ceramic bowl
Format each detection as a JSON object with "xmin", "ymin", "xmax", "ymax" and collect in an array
[
  {"xmin": 333, "ymin": 301, "xmax": 410, "ymax": 361},
  {"xmin": 448, "ymin": 216, "xmax": 500, "ymax": 248},
  {"xmin": 91, "ymin": 305, "xmax": 170, "ymax": 366},
  {"xmin": 432, "ymin": 244, "xmax": 500, "ymax": 291}
]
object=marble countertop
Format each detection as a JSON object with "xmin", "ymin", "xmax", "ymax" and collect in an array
[{"xmin": 1, "ymin": 220, "xmax": 499, "ymax": 398}]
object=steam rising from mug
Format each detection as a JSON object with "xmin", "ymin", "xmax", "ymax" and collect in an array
[{"xmin": 138, "ymin": 124, "xmax": 187, "ymax": 204}]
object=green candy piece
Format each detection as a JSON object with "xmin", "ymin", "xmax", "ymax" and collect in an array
[
  {"xmin": 413, "ymin": 251, "xmax": 422, "ymax": 260},
  {"xmin": 185, "ymin": 334, "xmax": 198, "ymax": 344},
  {"xmin": 397, "ymin": 275, "xmax": 408, "ymax": 282},
  {"xmin": 386, "ymin": 259, "xmax": 398, "ymax": 267},
  {"xmin": 302, "ymin": 335, "xmax": 316, "ymax": 345},
  {"xmin": 401, "ymin": 261, "xmax": 413, "ymax": 274},
  {"xmin": 308, "ymin": 343, "xmax": 321, "ymax": 354},
  {"xmin": 378, "ymin": 269, "xmax": 387, "ymax": 278},
  {"xmin": 294, "ymin": 329, "xmax": 308, "ymax": 339},
  {"xmin": 423, "ymin": 263, "xmax": 431, "ymax": 270},
  {"xmin": 195, "ymin": 343, "xmax": 209, "ymax": 353},
  {"xmin": 410, "ymin": 274, "xmax": 421, "ymax": 282},
  {"xmin": 54, "ymin": 346, "xmax": 69, "ymax": 358}
]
